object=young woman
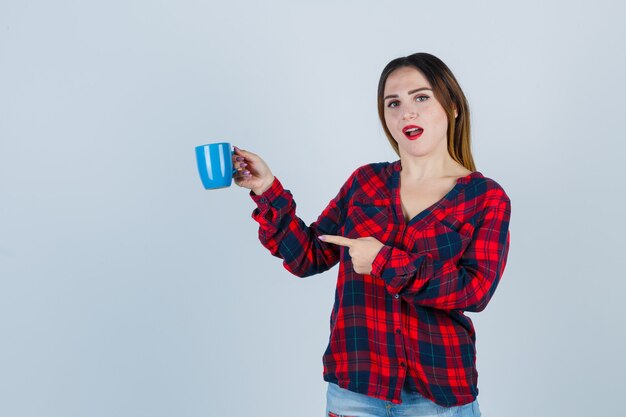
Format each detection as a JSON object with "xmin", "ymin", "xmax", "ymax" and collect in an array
[{"xmin": 232, "ymin": 52, "xmax": 510, "ymax": 417}]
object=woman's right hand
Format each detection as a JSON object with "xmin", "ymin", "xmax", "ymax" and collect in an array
[{"xmin": 232, "ymin": 146, "xmax": 275, "ymax": 195}]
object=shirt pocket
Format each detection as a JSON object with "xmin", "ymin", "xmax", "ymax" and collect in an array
[
  {"xmin": 414, "ymin": 214, "xmax": 475, "ymax": 263},
  {"xmin": 344, "ymin": 198, "xmax": 392, "ymax": 241}
]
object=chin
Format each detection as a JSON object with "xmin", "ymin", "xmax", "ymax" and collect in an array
[
  {"xmin": 400, "ymin": 135, "xmax": 448, "ymax": 156},
  {"xmin": 398, "ymin": 141, "xmax": 429, "ymax": 155}
]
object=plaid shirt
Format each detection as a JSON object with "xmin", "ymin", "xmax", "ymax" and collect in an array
[{"xmin": 249, "ymin": 160, "xmax": 511, "ymax": 406}]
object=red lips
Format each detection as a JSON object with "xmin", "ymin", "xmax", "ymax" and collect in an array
[{"xmin": 402, "ymin": 124, "xmax": 424, "ymax": 140}]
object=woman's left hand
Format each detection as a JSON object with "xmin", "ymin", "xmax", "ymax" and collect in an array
[{"xmin": 319, "ymin": 235, "xmax": 385, "ymax": 275}]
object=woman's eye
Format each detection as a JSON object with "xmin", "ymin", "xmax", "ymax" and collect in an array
[{"xmin": 387, "ymin": 96, "xmax": 429, "ymax": 108}]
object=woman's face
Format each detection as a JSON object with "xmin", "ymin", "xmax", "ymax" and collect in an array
[{"xmin": 383, "ymin": 66, "xmax": 455, "ymax": 159}]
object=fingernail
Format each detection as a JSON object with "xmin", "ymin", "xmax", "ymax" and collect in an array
[
  {"xmin": 236, "ymin": 157, "xmax": 244, "ymax": 161},
  {"xmin": 318, "ymin": 235, "xmax": 326, "ymax": 241},
  {"xmin": 243, "ymin": 170, "xmax": 250, "ymax": 176},
  {"xmin": 240, "ymin": 162, "xmax": 247, "ymax": 168}
]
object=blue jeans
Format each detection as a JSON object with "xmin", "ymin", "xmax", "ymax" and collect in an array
[{"xmin": 325, "ymin": 382, "xmax": 481, "ymax": 417}]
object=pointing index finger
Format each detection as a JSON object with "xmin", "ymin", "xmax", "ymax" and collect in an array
[{"xmin": 319, "ymin": 235, "xmax": 355, "ymax": 247}]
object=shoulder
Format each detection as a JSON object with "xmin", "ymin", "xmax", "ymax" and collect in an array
[
  {"xmin": 349, "ymin": 160, "xmax": 397, "ymax": 180},
  {"xmin": 340, "ymin": 161, "xmax": 396, "ymax": 199},
  {"xmin": 464, "ymin": 172, "xmax": 509, "ymax": 201},
  {"xmin": 465, "ymin": 173, "xmax": 511, "ymax": 216}
]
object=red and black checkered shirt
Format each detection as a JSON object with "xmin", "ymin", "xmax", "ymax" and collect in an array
[{"xmin": 250, "ymin": 160, "xmax": 511, "ymax": 406}]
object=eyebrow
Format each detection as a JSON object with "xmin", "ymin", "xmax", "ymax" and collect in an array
[{"xmin": 384, "ymin": 87, "xmax": 432, "ymax": 100}]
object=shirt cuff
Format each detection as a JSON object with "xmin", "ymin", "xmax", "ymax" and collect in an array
[
  {"xmin": 249, "ymin": 177, "xmax": 283, "ymax": 209},
  {"xmin": 370, "ymin": 244, "xmax": 392, "ymax": 278}
]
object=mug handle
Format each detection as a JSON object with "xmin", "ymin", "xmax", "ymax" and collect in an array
[{"xmin": 231, "ymin": 148, "xmax": 237, "ymax": 175}]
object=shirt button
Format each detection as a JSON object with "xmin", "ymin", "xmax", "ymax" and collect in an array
[
  {"xmin": 394, "ymin": 294, "xmax": 400, "ymax": 299},
  {"xmin": 400, "ymin": 361, "xmax": 406, "ymax": 368},
  {"xmin": 260, "ymin": 198, "xmax": 267, "ymax": 203},
  {"xmin": 395, "ymin": 329, "xmax": 401, "ymax": 335}
]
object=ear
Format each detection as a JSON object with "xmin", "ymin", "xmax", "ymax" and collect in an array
[{"xmin": 453, "ymin": 107, "xmax": 458, "ymax": 119}]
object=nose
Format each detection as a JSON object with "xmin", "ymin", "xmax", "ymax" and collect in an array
[{"xmin": 402, "ymin": 110, "xmax": 417, "ymax": 120}]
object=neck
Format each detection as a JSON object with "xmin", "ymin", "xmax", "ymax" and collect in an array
[{"xmin": 398, "ymin": 151, "xmax": 461, "ymax": 182}]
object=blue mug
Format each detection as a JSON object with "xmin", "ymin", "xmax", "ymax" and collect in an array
[{"xmin": 195, "ymin": 142, "xmax": 236, "ymax": 189}]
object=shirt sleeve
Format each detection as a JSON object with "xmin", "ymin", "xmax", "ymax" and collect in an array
[
  {"xmin": 369, "ymin": 193, "xmax": 511, "ymax": 312},
  {"xmin": 249, "ymin": 171, "xmax": 356, "ymax": 277}
]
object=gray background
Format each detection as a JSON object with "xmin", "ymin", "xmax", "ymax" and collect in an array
[{"xmin": 1, "ymin": 1, "xmax": 624, "ymax": 416}]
